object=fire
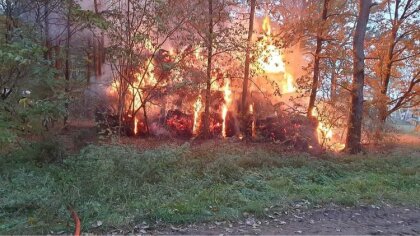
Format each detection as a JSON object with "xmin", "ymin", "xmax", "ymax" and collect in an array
[
  {"xmin": 193, "ymin": 94, "xmax": 203, "ymax": 135},
  {"xmin": 317, "ymin": 122, "xmax": 333, "ymax": 141},
  {"xmin": 222, "ymin": 79, "xmax": 232, "ymax": 137},
  {"xmin": 132, "ymin": 74, "xmax": 143, "ymax": 135},
  {"xmin": 262, "ymin": 15, "xmax": 271, "ymax": 35},
  {"xmin": 108, "ymin": 80, "xmax": 120, "ymax": 95},
  {"xmin": 134, "ymin": 117, "xmax": 139, "ymax": 135},
  {"xmin": 283, "ymin": 72, "xmax": 296, "ymax": 93},
  {"xmin": 250, "ymin": 103, "xmax": 256, "ymax": 137},
  {"xmin": 311, "ymin": 108, "xmax": 332, "ymax": 143},
  {"xmin": 145, "ymin": 59, "xmax": 157, "ymax": 85},
  {"xmin": 258, "ymin": 15, "xmax": 296, "ymax": 94},
  {"xmin": 258, "ymin": 16, "xmax": 285, "ymax": 74},
  {"xmin": 107, "ymin": 57, "xmax": 159, "ymax": 135},
  {"xmin": 311, "ymin": 108, "xmax": 345, "ymax": 151},
  {"xmin": 194, "ymin": 46, "xmax": 204, "ymax": 62}
]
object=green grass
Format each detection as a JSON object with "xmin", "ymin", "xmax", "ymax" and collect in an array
[{"xmin": 1, "ymin": 141, "xmax": 419, "ymax": 234}]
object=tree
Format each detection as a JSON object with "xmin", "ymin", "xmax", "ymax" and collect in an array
[
  {"xmin": 240, "ymin": 0, "xmax": 256, "ymax": 135},
  {"xmin": 202, "ymin": 0, "xmax": 214, "ymax": 138},
  {"xmin": 345, "ymin": 0, "xmax": 373, "ymax": 154},
  {"xmin": 0, "ymin": 1, "xmax": 67, "ymax": 146},
  {"xmin": 368, "ymin": 0, "xmax": 419, "ymax": 124},
  {"xmin": 105, "ymin": 0, "xmax": 194, "ymax": 135},
  {"xmin": 307, "ymin": 0, "xmax": 329, "ymax": 117},
  {"xmin": 185, "ymin": 0, "xmax": 245, "ymax": 138}
]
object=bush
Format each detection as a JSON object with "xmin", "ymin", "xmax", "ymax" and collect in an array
[{"xmin": 31, "ymin": 138, "xmax": 66, "ymax": 164}]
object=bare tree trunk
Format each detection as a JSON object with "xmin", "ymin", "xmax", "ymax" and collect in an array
[
  {"xmin": 4, "ymin": 0, "xmax": 14, "ymax": 42},
  {"xmin": 94, "ymin": 0, "xmax": 99, "ymax": 13},
  {"xmin": 54, "ymin": 45, "xmax": 62, "ymax": 71},
  {"xmin": 142, "ymin": 104, "xmax": 150, "ymax": 135},
  {"xmin": 307, "ymin": 0, "xmax": 329, "ymax": 117},
  {"xmin": 241, "ymin": 0, "xmax": 256, "ymax": 136},
  {"xmin": 44, "ymin": 1, "xmax": 51, "ymax": 60},
  {"xmin": 86, "ymin": 39, "xmax": 92, "ymax": 84},
  {"xmin": 93, "ymin": 0, "xmax": 103, "ymax": 76},
  {"xmin": 64, "ymin": 1, "xmax": 72, "ymax": 127},
  {"xmin": 330, "ymin": 59, "xmax": 337, "ymax": 101},
  {"xmin": 345, "ymin": 0, "xmax": 372, "ymax": 154},
  {"xmin": 202, "ymin": 0, "xmax": 213, "ymax": 138},
  {"xmin": 379, "ymin": 0, "xmax": 400, "ymax": 123},
  {"xmin": 93, "ymin": 39, "xmax": 99, "ymax": 76}
]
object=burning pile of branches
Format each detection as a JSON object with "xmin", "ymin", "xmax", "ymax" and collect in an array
[
  {"xmin": 95, "ymin": 13, "xmax": 346, "ymax": 153},
  {"xmin": 257, "ymin": 113, "xmax": 322, "ymax": 153}
]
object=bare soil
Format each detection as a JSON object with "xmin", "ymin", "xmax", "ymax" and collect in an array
[{"xmin": 126, "ymin": 205, "xmax": 420, "ymax": 235}]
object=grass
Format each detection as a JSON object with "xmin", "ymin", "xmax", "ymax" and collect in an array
[{"xmin": 0, "ymin": 141, "xmax": 419, "ymax": 234}]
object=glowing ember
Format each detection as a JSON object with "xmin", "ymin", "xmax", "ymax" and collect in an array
[
  {"xmin": 193, "ymin": 94, "xmax": 203, "ymax": 135},
  {"xmin": 331, "ymin": 143, "xmax": 346, "ymax": 152},
  {"xmin": 222, "ymin": 79, "xmax": 232, "ymax": 137}
]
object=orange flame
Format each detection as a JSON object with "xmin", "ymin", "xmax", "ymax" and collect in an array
[
  {"xmin": 145, "ymin": 59, "xmax": 157, "ymax": 85},
  {"xmin": 262, "ymin": 15, "xmax": 271, "ymax": 36},
  {"xmin": 134, "ymin": 117, "xmax": 139, "ymax": 135},
  {"xmin": 222, "ymin": 79, "xmax": 232, "ymax": 137},
  {"xmin": 283, "ymin": 72, "xmax": 296, "ymax": 93},
  {"xmin": 258, "ymin": 15, "xmax": 285, "ymax": 74},
  {"xmin": 193, "ymin": 95, "xmax": 203, "ymax": 135},
  {"xmin": 311, "ymin": 108, "xmax": 332, "ymax": 143},
  {"xmin": 311, "ymin": 108, "xmax": 345, "ymax": 151},
  {"xmin": 108, "ymin": 80, "xmax": 120, "ymax": 95},
  {"xmin": 250, "ymin": 103, "xmax": 256, "ymax": 138},
  {"xmin": 258, "ymin": 15, "xmax": 296, "ymax": 94}
]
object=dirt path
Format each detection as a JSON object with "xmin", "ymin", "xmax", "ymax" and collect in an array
[{"xmin": 124, "ymin": 205, "xmax": 420, "ymax": 235}]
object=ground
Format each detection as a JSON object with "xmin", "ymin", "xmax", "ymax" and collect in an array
[
  {"xmin": 144, "ymin": 205, "xmax": 420, "ymax": 235},
  {"xmin": 1, "ymin": 119, "xmax": 419, "ymax": 235}
]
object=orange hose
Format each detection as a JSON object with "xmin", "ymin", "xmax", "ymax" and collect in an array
[{"xmin": 68, "ymin": 207, "xmax": 81, "ymax": 236}]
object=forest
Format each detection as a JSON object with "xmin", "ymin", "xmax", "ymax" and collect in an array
[{"xmin": 0, "ymin": 0, "xmax": 419, "ymax": 235}]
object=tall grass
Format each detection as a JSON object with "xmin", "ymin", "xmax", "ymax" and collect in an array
[{"xmin": 1, "ymin": 142, "xmax": 419, "ymax": 234}]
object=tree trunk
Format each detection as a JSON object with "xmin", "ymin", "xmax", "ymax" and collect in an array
[
  {"xmin": 307, "ymin": 0, "xmax": 329, "ymax": 117},
  {"xmin": 44, "ymin": 1, "xmax": 51, "ymax": 60},
  {"xmin": 330, "ymin": 59, "xmax": 337, "ymax": 101},
  {"xmin": 64, "ymin": 1, "xmax": 72, "ymax": 127},
  {"xmin": 379, "ymin": 0, "xmax": 400, "ymax": 123},
  {"xmin": 94, "ymin": 0, "xmax": 103, "ymax": 76},
  {"xmin": 4, "ymin": 0, "xmax": 14, "ymax": 42},
  {"xmin": 142, "ymin": 104, "xmax": 150, "ymax": 135},
  {"xmin": 86, "ymin": 39, "xmax": 92, "ymax": 84},
  {"xmin": 241, "ymin": 0, "xmax": 256, "ymax": 136},
  {"xmin": 93, "ymin": 39, "xmax": 99, "ymax": 76},
  {"xmin": 94, "ymin": 0, "xmax": 99, "ymax": 13},
  {"xmin": 202, "ymin": 0, "xmax": 214, "ymax": 138},
  {"xmin": 345, "ymin": 0, "xmax": 372, "ymax": 154}
]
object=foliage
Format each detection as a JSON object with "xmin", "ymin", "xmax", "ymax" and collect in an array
[
  {"xmin": 1, "ymin": 143, "xmax": 419, "ymax": 234},
  {"xmin": 0, "ymin": 32, "xmax": 66, "ymax": 147}
]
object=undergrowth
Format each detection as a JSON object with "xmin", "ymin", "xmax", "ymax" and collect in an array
[{"xmin": 0, "ymin": 142, "xmax": 419, "ymax": 234}]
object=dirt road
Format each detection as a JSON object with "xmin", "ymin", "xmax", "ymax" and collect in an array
[{"xmin": 128, "ymin": 205, "xmax": 420, "ymax": 235}]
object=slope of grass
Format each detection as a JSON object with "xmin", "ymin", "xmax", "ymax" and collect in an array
[{"xmin": 0, "ymin": 141, "xmax": 419, "ymax": 234}]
